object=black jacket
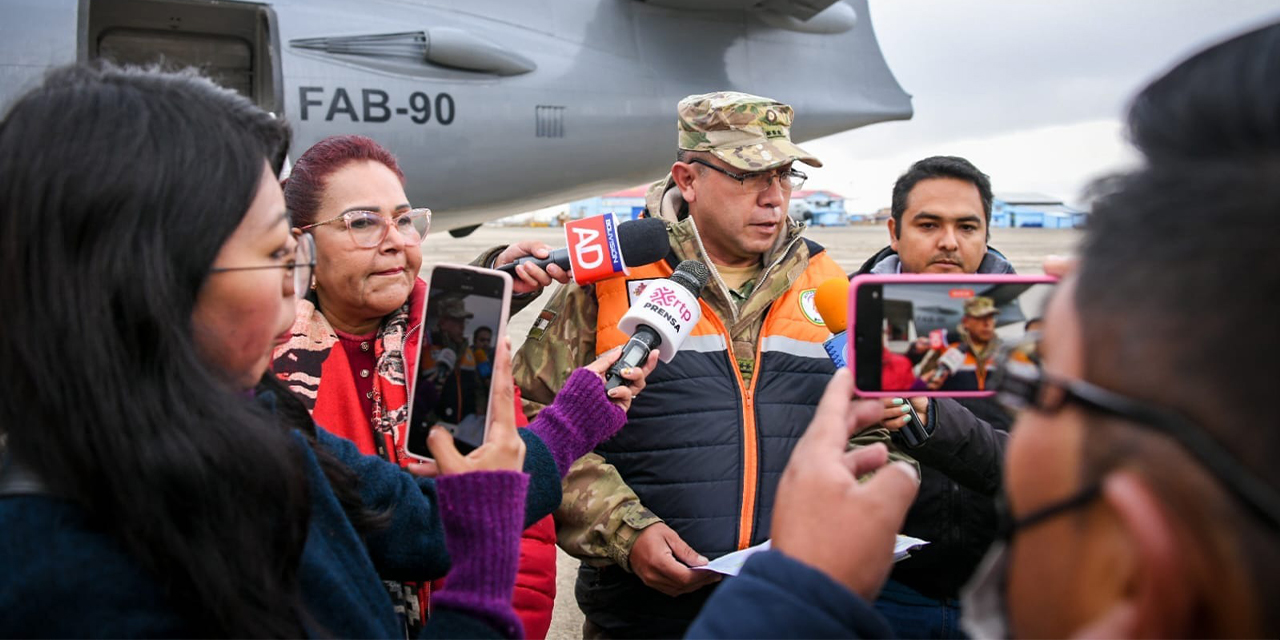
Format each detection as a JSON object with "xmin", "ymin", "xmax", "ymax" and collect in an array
[{"xmin": 856, "ymin": 246, "xmax": 1013, "ymax": 599}]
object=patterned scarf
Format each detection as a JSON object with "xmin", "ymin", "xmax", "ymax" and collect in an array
[
  {"xmin": 271, "ymin": 282, "xmax": 427, "ymax": 636},
  {"xmin": 273, "ymin": 281, "xmax": 424, "ymax": 463}
]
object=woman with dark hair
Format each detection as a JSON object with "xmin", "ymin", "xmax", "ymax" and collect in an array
[
  {"xmin": 274, "ymin": 135, "xmax": 579, "ymax": 637},
  {"xmin": 0, "ymin": 64, "xmax": 649, "ymax": 638}
]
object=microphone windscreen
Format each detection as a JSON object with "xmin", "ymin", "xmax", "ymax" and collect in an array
[
  {"xmin": 814, "ymin": 277, "xmax": 850, "ymax": 334},
  {"xmin": 671, "ymin": 260, "xmax": 711, "ymax": 297},
  {"xmin": 616, "ymin": 218, "xmax": 670, "ymax": 267}
]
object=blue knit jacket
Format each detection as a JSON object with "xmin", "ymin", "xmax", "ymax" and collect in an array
[{"xmin": 0, "ymin": 427, "xmax": 561, "ymax": 638}]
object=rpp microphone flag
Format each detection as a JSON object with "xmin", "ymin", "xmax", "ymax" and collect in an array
[
  {"xmin": 604, "ymin": 260, "xmax": 711, "ymax": 389},
  {"xmin": 814, "ymin": 276, "xmax": 851, "ymax": 368},
  {"xmin": 496, "ymin": 215, "xmax": 668, "ymax": 286}
]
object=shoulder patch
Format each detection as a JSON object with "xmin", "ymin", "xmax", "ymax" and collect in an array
[
  {"xmin": 626, "ymin": 278, "xmax": 664, "ymax": 306},
  {"xmin": 527, "ymin": 309, "xmax": 557, "ymax": 342},
  {"xmin": 798, "ymin": 288, "xmax": 824, "ymax": 326}
]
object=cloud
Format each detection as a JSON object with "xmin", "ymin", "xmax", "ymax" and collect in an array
[
  {"xmin": 806, "ymin": 118, "xmax": 1141, "ymax": 211},
  {"xmin": 800, "ymin": 0, "xmax": 1280, "ymax": 211}
]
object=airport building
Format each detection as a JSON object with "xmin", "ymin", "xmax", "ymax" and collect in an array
[{"xmin": 992, "ymin": 192, "xmax": 1087, "ymax": 228}]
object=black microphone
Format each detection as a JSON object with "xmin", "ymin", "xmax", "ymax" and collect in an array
[
  {"xmin": 496, "ymin": 217, "xmax": 669, "ymax": 284},
  {"xmin": 605, "ymin": 260, "xmax": 711, "ymax": 389}
]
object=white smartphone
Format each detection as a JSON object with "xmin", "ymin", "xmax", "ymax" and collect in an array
[{"xmin": 405, "ymin": 264, "xmax": 512, "ymax": 462}]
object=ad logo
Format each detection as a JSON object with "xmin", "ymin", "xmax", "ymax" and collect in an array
[
  {"xmin": 569, "ymin": 226, "xmax": 604, "ymax": 269},
  {"xmin": 564, "ymin": 214, "xmax": 627, "ymax": 284}
]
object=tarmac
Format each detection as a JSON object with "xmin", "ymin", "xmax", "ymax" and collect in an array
[{"xmin": 420, "ymin": 223, "xmax": 1081, "ymax": 639}]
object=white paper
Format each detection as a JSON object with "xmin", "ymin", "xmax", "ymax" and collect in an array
[
  {"xmin": 691, "ymin": 535, "xmax": 930, "ymax": 577},
  {"xmin": 894, "ymin": 534, "xmax": 929, "ymax": 562}
]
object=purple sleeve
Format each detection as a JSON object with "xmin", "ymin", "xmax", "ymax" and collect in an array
[
  {"xmin": 524, "ymin": 367, "xmax": 627, "ymax": 476},
  {"xmin": 430, "ymin": 470, "xmax": 529, "ymax": 639}
]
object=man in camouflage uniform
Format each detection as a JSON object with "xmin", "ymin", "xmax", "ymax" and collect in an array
[{"xmin": 514, "ymin": 92, "xmax": 886, "ymax": 637}]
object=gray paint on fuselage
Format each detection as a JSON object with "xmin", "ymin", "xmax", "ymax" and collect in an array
[{"xmin": 0, "ymin": 0, "xmax": 912, "ymax": 231}]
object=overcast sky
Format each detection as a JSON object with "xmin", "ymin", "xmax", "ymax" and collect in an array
[{"xmin": 803, "ymin": 0, "xmax": 1280, "ymax": 211}]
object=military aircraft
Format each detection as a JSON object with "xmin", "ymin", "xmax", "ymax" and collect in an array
[{"xmin": 0, "ymin": 0, "xmax": 912, "ymax": 235}]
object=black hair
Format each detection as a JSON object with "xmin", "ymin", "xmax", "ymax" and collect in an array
[
  {"xmin": 1076, "ymin": 160, "xmax": 1280, "ymax": 634},
  {"xmin": 0, "ymin": 64, "xmax": 302, "ymax": 635},
  {"xmin": 890, "ymin": 155, "xmax": 993, "ymax": 237},
  {"xmin": 1128, "ymin": 21, "xmax": 1280, "ymax": 163},
  {"xmin": 473, "ymin": 326, "xmax": 493, "ymax": 340}
]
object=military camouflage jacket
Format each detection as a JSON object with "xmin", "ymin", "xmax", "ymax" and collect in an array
[{"xmin": 512, "ymin": 177, "xmax": 903, "ymax": 570}]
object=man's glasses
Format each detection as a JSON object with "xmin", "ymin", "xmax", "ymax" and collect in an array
[
  {"xmin": 300, "ymin": 207, "xmax": 431, "ymax": 248},
  {"xmin": 992, "ymin": 345, "xmax": 1280, "ymax": 531},
  {"xmin": 689, "ymin": 158, "xmax": 807, "ymax": 193},
  {"xmin": 209, "ymin": 232, "xmax": 316, "ymax": 300}
]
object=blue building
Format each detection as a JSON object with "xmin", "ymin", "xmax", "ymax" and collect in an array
[
  {"xmin": 568, "ymin": 185, "xmax": 649, "ymax": 222},
  {"xmin": 788, "ymin": 190, "xmax": 850, "ymax": 226},
  {"xmin": 992, "ymin": 192, "xmax": 1087, "ymax": 228}
]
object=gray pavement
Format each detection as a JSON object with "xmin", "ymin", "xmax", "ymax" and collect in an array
[{"xmin": 420, "ymin": 223, "xmax": 1080, "ymax": 639}]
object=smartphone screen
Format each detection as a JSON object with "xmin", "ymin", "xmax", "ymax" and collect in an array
[
  {"xmin": 851, "ymin": 275, "xmax": 1056, "ymax": 397},
  {"xmin": 405, "ymin": 264, "xmax": 511, "ymax": 461}
]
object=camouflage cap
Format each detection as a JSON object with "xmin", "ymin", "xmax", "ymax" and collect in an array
[
  {"xmin": 438, "ymin": 297, "xmax": 474, "ymax": 320},
  {"xmin": 963, "ymin": 296, "xmax": 999, "ymax": 318},
  {"xmin": 677, "ymin": 91, "xmax": 822, "ymax": 171}
]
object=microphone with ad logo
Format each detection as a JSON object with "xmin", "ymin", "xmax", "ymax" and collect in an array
[
  {"xmin": 814, "ymin": 277, "xmax": 851, "ymax": 368},
  {"xmin": 604, "ymin": 260, "xmax": 711, "ymax": 390},
  {"xmin": 497, "ymin": 215, "xmax": 668, "ymax": 286}
]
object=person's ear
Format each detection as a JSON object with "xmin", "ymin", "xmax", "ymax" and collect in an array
[
  {"xmin": 887, "ymin": 217, "xmax": 899, "ymax": 252},
  {"xmin": 292, "ymin": 226, "xmax": 303, "ymax": 237},
  {"xmin": 1075, "ymin": 471, "xmax": 1193, "ymax": 639},
  {"xmin": 671, "ymin": 162, "xmax": 699, "ymax": 205}
]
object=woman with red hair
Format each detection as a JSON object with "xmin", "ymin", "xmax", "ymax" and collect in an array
[{"xmin": 273, "ymin": 135, "xmax": 563, "ymax": 637}]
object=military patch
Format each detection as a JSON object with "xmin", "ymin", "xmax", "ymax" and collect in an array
[
  {"xmin": 527, "ymin": 308, "xmax": 557, "ymax": 341},
  {"xmin": 626, "ymin": 278, "xmax": 663, "ymax": 306},
  {"xmin": 763, "ymin": 125, "xmax": 786, "ymax": 139},
  {"xmin": 799, "ymin": 288, "xmax": 824, "ymax": 326}
]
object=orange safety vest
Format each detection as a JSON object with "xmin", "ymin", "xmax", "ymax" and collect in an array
[{"xmin": 593, "ymin": 248, "xmax": 845, "ymax": 554}]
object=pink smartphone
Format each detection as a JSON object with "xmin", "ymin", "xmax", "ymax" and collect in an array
[
  {"xmin": 848, "ymin": 273, "xmax": 1057, "ymax": 399},
  {"xmin": 405, "ymin": 263, "xmax": 512, "ymax": 462}
]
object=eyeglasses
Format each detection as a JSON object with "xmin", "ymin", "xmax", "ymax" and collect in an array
[
  {"xmin": 299, "ymin": 207, "xmax": 431, "ymax": 248},
  {"xmin": 992, "ymin": 345, "xmax": 1280, "ymax": 531},
  {"xmin": 689, "ymin": 158, "xmax": 807, "ymax": 193},
  {"xmin": 209, "ymin": 232, "xmax": 316, "ymax": 300}
]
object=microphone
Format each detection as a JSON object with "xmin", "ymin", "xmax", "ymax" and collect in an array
[
  {"xmin": 814, "ymin": 277, "xmax": 850, "ymax": 368},
  {"xmin": 927, "ymin": 347, "xmax": 966, "ymax": 388},
  {"xmin": 497, "ymin": 217, "xmax": 669, "ymax": 285},
  {"xmin": 604, "ymin": 260, "xmax": 711, "ymax": 389}
]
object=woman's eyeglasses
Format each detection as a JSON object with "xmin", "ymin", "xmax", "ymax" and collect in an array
[
  {"xmin": 299, "ymin": 207, "xmax": 431, "ymax": 248},
  {"xmin": 208, "ymin": 232, "xmax": 316, "ymax": 300}
]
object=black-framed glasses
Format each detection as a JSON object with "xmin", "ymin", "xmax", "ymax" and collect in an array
[
  {"xmin": 209, "ymin": 232, "xmax": 316, "ymax": 300},
  {"xmin": 300, "ymin": 207, "xmax": 431, "ymax": 248},
  {"xmin": 689, "ymin": 158, "xmax": 807, "ymax": 193},
  {"xmin": 992, "ymin": 348, "xmax": 1280, "ymax": 531}
]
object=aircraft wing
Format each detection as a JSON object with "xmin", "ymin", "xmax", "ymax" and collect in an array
[{"xmin": 643, "ymin": 0, "xmax": 841, "ymax": 21}]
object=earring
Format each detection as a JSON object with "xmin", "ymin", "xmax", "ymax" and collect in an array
[{"xmin": 310, "ymin": 275, "xmax": 317, "ymax": 291}]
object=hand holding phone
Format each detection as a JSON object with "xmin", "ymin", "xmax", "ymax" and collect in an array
[
  {"xmin": 405, "ymin": 264, "xmax": 513, "ymax": 463},
  {"xmin": 878, "ymin": 398, "xmax": 930, "ymax": 447}
]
